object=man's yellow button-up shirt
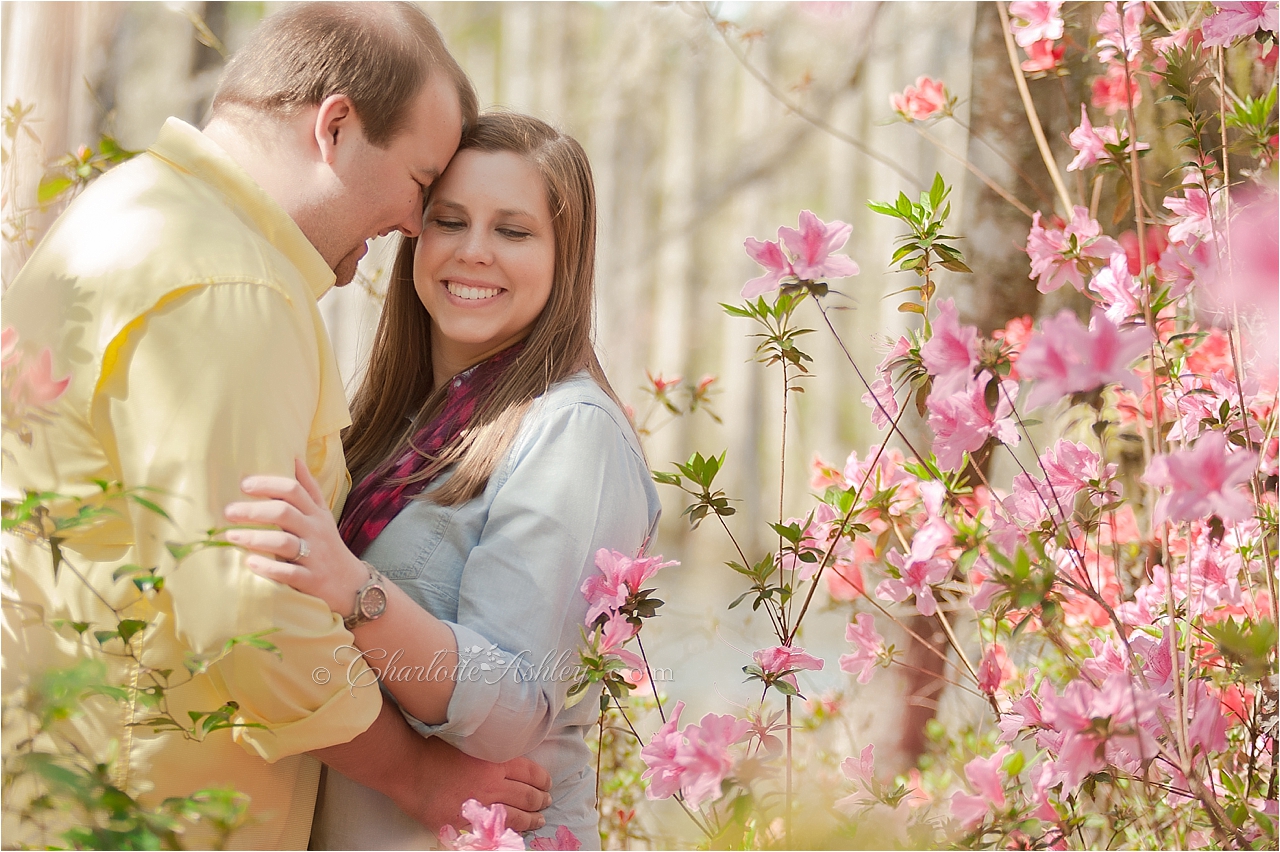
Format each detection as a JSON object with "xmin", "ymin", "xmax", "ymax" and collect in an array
[{"xmin": 2, "ymin": 118, "xmax": 381, "ymax": 849}]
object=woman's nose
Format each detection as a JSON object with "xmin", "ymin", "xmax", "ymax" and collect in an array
[{"xmin": 455, "ymin": 229, "xmax": 492, "ymax": 264}]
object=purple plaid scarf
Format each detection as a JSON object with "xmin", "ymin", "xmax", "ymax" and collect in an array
[{"xmin": 338, "ymin": 344, "xmax": 523, "ymax": 557}]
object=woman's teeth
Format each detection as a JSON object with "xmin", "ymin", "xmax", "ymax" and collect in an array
[{"xmin": 445, "ymin": 281, "xmax": 502, "ymax": 301}]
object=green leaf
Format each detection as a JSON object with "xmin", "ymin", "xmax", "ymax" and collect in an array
[
  {"xmin": 898, "ymin": 302, "xmax": 925, "ymax": 314},
  {"xmin": 117, "ymin": 619, "xmax": 148, "ymax": 644},
  {"xmin": 37, "ymin": 174, "xmax": 74, "ymax": 206},
  {"xmin": 129, "ymin": 493, "xmax": 173, "ymax": 522}
]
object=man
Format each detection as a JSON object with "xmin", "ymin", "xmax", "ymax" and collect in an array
[{"xmin": 1, "ymin": 4, "xmax": 549, "ymax": 847}]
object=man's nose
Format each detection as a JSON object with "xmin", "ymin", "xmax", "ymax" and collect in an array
[{"xmin": 393, "ymin": 196, "xmax": 424, "ymax": 239}]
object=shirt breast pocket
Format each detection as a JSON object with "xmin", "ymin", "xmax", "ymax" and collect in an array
[{"xmin": 362, "ymin": 498, "xmax": 459, "ymax": 585}]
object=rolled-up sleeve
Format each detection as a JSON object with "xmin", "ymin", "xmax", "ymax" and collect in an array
[
  {"xmin": 404, "ymin": 400, "xmax": 654, "ymax": 762},
  {"xmin": 97, "ymin": 282, "xmax": 381, "ymax": 761}
]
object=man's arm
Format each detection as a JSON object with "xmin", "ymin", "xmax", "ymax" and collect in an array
[
  {"xmin": 97, "ymin": 282, "xmax": 382, "ymax": 754},
  {"xmin": 311, "ymin": 698, "xmax": 552, "ymax": 833}
]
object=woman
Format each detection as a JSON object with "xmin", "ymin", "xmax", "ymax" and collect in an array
[{"xmin": 224, "ymin": 112, "xmax": 660, "ymax": 849}]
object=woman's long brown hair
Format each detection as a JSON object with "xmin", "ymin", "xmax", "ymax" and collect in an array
[{"xmin": 342, "ymin": 112, "xmax": 624, "ymax": 506}]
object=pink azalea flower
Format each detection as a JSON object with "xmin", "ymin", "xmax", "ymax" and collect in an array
[
  {"xmin": 1009, "ymin": 1, "xmax": 1065, "ymax": 46},
  {"xmin": 891, "ymin": 75, "xmax": 949, "ymax": 121},
  {"xmin": 1067, "ymin": 105, "xmax": 1151, "ymax": 172},
  {"xmin": 742, "ymin": 237, "xmax": 795, "ymax": 298},
  {"xmin": 741, "ymin": 211, "xmax": 859, "ymax": 298},
  {"xmin": 950, "ymin": 790, "xmax": 990, "ymax": 829},
  {"xmin": 877, "ymin": 552, "xmax": 953, "ymax": 617},
  {"xmin": 977, "ymin": 645, "xmax": 1015, "ymax": 695},
  {"xmin": 1144, "ymin": 431, "xmax": 1258, "ymax": 523},
  {"xmin": 862, "ymin": 335, "xmax": 911, "ymax": 428},
  {"xmin": 1, "ymin": 327, "xmax": 19, "ymax": 368},
  {"xmin": 1041, "ymin": 673, "xmax": 1159, "ymax": 794},
  {"xmin": 1041, "ymin": 439, "xmax": 1115, "ymax": 504},
  {"xmin": 1096, "ymin": 0, "xmax": 1145, "ymax": 63},
  {"xmin": 675, "ymin": 713, "xmax": 752, "ymax": 809},
  {"xmin": 640, "ymin": 701, "xmax": 687, "ymax": 800},
  {"xmin": 581, "ymin": 549, "xmax": 677, "ymax": 626},
  {"xmin": 10, "ymin": 347, "xmax": 72, "ymax": 411},
  {"xmin": 1019, "ymin": 310, "xmax": 1152, "ymax": 409},
  {"xmin": 1197, "ymin": 189, "xmax": 1279, "ymax": 357},
  {"xmin": 1026, "ymin": 205, "xmax": 1122, "ymax": 291},
  {"xmin": 528, "ymin": 826, "xmax": 581, "ymax": 851},
  {"xmin": 964, "ymin": 746, "xmax": 1012, "ymax": 806},
  {"xmin": 1164, "ymin": 186, "xmax": 1216, "ymax": 246},
  {"xmin": 839, "ymin": 613, "xmax": 885, "ymax": 684},
  {"xmin": 834, "ymin": 743, "xmax": 877, "ymax": 812},
  {"xmin": 861, "ymin": 374, "xmax": 899, "ymax": 430},
  {"xmin": 920, "ymin": 298, "xmax": 980, "ymax": 397},
  {"xmin": 1090, "ymin": 63, "xmax": 1142, "ymax": 116},
  {"xmin": 752, "ymin": 643, "xmax": 825, "ymax": 691},
  {"xmin": 1067, "ymin": 106, "xmax": 1109, "ymax": 171},
  {"xmin": 1021, "ymin": 38, "xmax": 1066, "ymax": 72},
  {"xmin": 926, "ymin": 376, "xmax": 1021, "ymax": 471},
  {"xmin": 779, "ymin": 210, "xmax": 861, "ymax": 282},
  {"xmin": 1201, "ymin": 1, "xmax": 1279, "ymax": 47},
  {"xmin": 439, "ymin": 800, "xmax": 525, "ymax": 851},
  {"xmin": 1089, "ymin": 251, "xmax": 1143, "ymax": 324}
]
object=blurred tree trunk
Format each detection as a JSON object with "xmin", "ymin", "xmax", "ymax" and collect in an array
[{"xmin": 953, "ymin": 1, "xmax": 1059, "ymax": 335}]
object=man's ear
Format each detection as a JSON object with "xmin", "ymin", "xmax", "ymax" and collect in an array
[{"xmin": 314, "ymin": 94, "xmax": 359, "ymax": 165}]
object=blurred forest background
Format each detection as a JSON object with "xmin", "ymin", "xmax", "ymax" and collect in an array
[{"xmin": 1, "ymin": 0, "xmax": 1100, "ymax": 799}]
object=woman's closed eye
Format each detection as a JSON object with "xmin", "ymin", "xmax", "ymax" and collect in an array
[
  {"xmin": 430, "ymin": 217, "xmax": 467, "ymax": 232},
  {"xmin": 497, "ymin": 227, "xmax": 532, "ymax": 240}
]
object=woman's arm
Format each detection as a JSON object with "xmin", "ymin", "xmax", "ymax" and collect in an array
[
  {"xmin": 223, "ymin": 458, "xmax": 460, "ymax": 723},
  {"xmin": 403, "ymin": 399, "xmax": 656, "ymax": 762}
]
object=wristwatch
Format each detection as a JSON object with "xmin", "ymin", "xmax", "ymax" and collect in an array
[{"xmin": 343, "ymin": 561, "xmax": 388, "ymax": 630}]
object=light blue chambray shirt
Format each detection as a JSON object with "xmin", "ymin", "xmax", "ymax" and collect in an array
[{"xmin": 311, "ymin": 372, "xmax": 660, "ymax": 850}]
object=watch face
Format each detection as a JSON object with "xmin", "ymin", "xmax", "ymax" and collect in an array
[{"xmin": 360, "ymin": 585, "xmax": 388, "ymax": 619}]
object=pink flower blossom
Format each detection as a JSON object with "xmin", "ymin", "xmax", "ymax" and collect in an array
[
  {"xmin": 640, "ymin": 701, "xmax": 687, "ymax": 800},
  {"xmin": 8, "ymin": 347, "xmax": 72, "ymax": 414},
  {"xmin": 834, "ymin": 743, "xmax": 877, "ymax": 813},
  {"xmin": 1, "ymin": 327, "xmax": 19, "ymax": 368},
  {"xmin": 926, "ymin": 376, "xmax": 1021, "ymax": 471},
  {"xmin": 1021, "ymin": 38, "xmax": 1066, "ymax": 72},
  {"xmin": 964, "ymin": 746, "xmax": 1012, "ymax": 806},
  {"xmin": 1197, "ymin": 189, "xmax": 1280, "ymax": 357},
  {"xmin": 1089, "ymin": 252, "xmax": 1143, "ymax": 324},
  {"xmin": 1164, "ymin": 186, "xmax": 1216, "ymax": 246},
  {"xmin": 742, "ymin": 238, "xmax": 795, "ymax": 298},
  {"xmin": 891, "ymin": 76, "xmax": 949, "ymax": 121},
  {"xmin": 950, "ymin": 790, "xmax": 990, "ymax": 829},
  {"xmin": 839, "ymin": 613, "xmax": 885, "ymax": 684},
  {"xmin": 977, "ymin": 645, "xmax": 1015, "ymax": 695},
  {"xmin": 1096, "ymin": 1, "xmax": 1145, "ymax": 63},
  {"xmin": 1040, "ymin": 673, "xmax": 1159, "ymax": 794},
  {"xmin": 1026, "ymin": 205, "xmax": 1122, "ymax": 291},
  {"xmin": 877, "ymin": 552, "xmax": 953, "ymax": 617},
  {"xmin": 1019, "ymin": 310, "xmax": 1152, "ymax": 409},
  {"xmin": 581, "ymin": 549, "xmax": 677, "ymax": 626},
  {"xmin": 528, "ymin": 826, "xmax": 581, "ymax": 851},
  {"xmin": 1201, "ymin": 2, "xmax": 1279, "ymax": 47},
  {"xmin": 1090, "ymin": 63, "xmax": 1142, "ymax": 115},
  {"xmin": 439, "ymin": 800, "xmax": 525, "ymax": 851},
  {"xmin": 752, "ymin": 643, "xmax": 825, "ymax": 691},
  {"xmin": 675, "ymin": 713, "xmax": 753, "ymax": 808},
  {"xmin": 779, "ymin": 210, "xmax": 861, "ymax": 282},
  {"xmin": 741, "ymin": 211, "xmax": 859, "ymax": 298},
  {"xmin": 1144, "ymin": 431, "xmax": 1258, "ymax": 523},
  {"xmin": 1067, "ymin": 105, "xmax": 1150, "ymax": 172},
  {"xmin": 920, "ymin": 298, "xmax": 980, "ymax": 397},
  {"xmin": 1009, "ymin": 1, "xmax": 1065, "ymax": 46},
  {"xmin": 862, "ymin": 335, "xmax": 911, "ymax": 429}
]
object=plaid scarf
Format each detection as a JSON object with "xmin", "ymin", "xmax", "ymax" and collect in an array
[{"xmin": 338, "ymin": 344, "xmax": 523, "ymax": 557}]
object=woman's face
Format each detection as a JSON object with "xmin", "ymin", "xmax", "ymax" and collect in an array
[{"xmin": 414, "ymin": 149, "xmax": 555, "ymax": 376}]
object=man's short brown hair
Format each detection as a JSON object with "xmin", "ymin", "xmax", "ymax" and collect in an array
[{"xmin": 211, "ymin": 2, "xmax": 478, "ymax": 147}]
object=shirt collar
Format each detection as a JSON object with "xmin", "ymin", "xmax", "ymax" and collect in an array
[{"xmin": 147, "ymin": 117, "xmax": 337, "ymax": 300}]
